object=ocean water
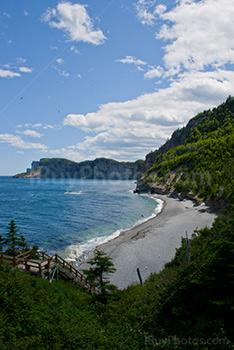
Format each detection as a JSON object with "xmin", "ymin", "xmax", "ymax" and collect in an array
[{"xmin": 0, "ymin": 177, "xmax": 162, "ymax": 263}]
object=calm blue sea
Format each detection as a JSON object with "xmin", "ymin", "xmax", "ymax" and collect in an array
[{"xmin": 0, "ymin": 177, "xmax": 162, "ymax": 263}]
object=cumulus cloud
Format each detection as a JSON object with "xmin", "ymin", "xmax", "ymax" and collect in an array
[
  {"xmin": 0, "ymin": 69, "xmax": 21, "ymax": 78},
  {"xmin": 16, "ymin": 130, "xmax": 43, "ymax": 138},
  {"xmin": 157, "ymin": 0, "xmax": 234, "ymax": 74},
  {"xmin": 63, "ymin": 68, "xmax": 234, "ymax": 160},
  {"xmin": 144, "ymin": 66, "xmax": 163, "ymax": 79},
  {"xmin": 42, "ymin": 2, "xmax": 106, "ymax": 45},
  {"xmin": 49, "ymin": 147, "xmax": 84, "ymax": 162},
  {"xmin": 61, "ymin": 0, "xmax": 234, "ymax": 161},
  {"xmin": 0, "ymin": 134, "xmax": 47, "ymax": 151}
]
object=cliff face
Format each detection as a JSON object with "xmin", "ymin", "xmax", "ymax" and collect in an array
[
  {"xmin": 14, "ymin": 158, "xmax": 144, "ymax": 180},
  {"xmin": 135, "ymin": 97, "xmax": 234, "ymax": 212},
  {"xmin": 143, "ymin": 113, "xmax": 204, "ymax": 171}
]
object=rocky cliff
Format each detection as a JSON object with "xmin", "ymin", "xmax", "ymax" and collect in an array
[
  {"xmin": 135, "ymin": 97, "xmax": 234, "ymax": 212},
  {"xmin": 14, "ymin": 157, "xmax": 144, "ymax": 180},
  {"xmin": 142, "ymin": 112, "xmax": 204, "ymax": 171}
]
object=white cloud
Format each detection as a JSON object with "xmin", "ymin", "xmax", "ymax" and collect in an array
[
  {"xmin": 51, "ymin": 64, "xmax": 70, "ymax": 77},
  {"xmin": 157, "ymin": 0, "xmax": 234, "ymax": 74},
  {"xmin": 60, "ymin": 0, "xmax": 234, "ymax": 161},
  {"xmin": 16, "ymin": 122, "xmax": 59, "ymax": 130},
  {"xmin": 70, "ymin": 45, "xmax": 79, "ymax": 54},
  {"xmin": 134, "ymin": 0, "xmax": 166, "ymax": 25},
  {"xmin": 16, "ymin": 130, "xmax": 43, "ymax": 138},
  {"xmin": 17, "ymin": 123, "xmax": 43, "ymax": 128},
  {"xmin": 117, "ymin": 56, "xmax": 164, "ymax": 80},
  {"xmin": 42, "ymin": 2, "xmax": 106, "ymax": 45},
  {"xmin": 144, "ymin": 66, "xmax": 163, "ymax": 79},
  {"xmin": 117, "ymin": 55, "xmax": 147, "ymax": 66},
  {"xmin": 0, "ymin": 134, "xmax": 47, "ymax": 151},
  {"xmin": 19, "ymin": 67, "xmax": 33, "ymax": 73},
  {"xmin": 49, "ymin": 148, "xmax": 84, "ymax": 162},
  {"xmin": 17, "ymin": 57, "xmax": 27, "ymax": 64},
  {"xmin": 63, "ymin": 68, "xmax": 234, "ymax": 160},
  {"xmin": 56, "ymin": 58, "xmax": 64, "ymax": 65},
  {"xmin": 23, "ymin": 10, "xmax": 28, "ymax": 16},
  {"xmin": 0, "ymin": 68, "xmax": 21, "ymax": 78}
]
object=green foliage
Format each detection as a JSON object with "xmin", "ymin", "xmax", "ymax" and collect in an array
[
  {"xmin": 1, "ymin": 98, "xmax": 234, "ymax": 348},
  {"xmin": 1, "ymin": 215, "xmax": 234, "ymax": 348},
  {"xmin": 4, "ymin": 220, "xmax": 29, "ymax": 256},
  {"xmin": 143, "ymin": 97, "xmax": 234, "ymax": 211},
  {"xmin": 82, "ymin": 250, "xmax": 117, "ymax": 303},
  {"xmin": 148, "ymin": 215, "xmax": 234, "ymax": 348}
]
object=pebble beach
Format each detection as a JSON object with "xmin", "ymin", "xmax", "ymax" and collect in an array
[{"xmin": 81, "ymin": 194, "xmax": 217, "ymax": 289}]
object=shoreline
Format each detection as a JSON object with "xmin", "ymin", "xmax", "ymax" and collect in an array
[{"xmin": 81, "ymin": 194, "xmax": 217, "ymax": 289}]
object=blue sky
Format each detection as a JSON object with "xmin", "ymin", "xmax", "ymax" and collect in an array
[{"xmin": 1, "ymin": 0, "xmax": 234, "ymax": 175}]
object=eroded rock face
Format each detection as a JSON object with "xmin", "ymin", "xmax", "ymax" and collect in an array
[
  {"xmin": 143, "ymin": 114, "xmax": 204, "ymax": 171},
  {"xmin": 14, "ymin": 158, "xmax": 144, "ymax": 180}
]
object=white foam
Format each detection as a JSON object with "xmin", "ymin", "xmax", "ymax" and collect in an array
[
  {"xmin": 63, "ymin": 197, "xmax": 163, "ymax": 265},
  {"xmin": 64, "ymin": 191, "xmax": 84, "ymax": 195},
  {"xmin": 63, "ymin": 229, "xmax": 122, "ymax": 265}
]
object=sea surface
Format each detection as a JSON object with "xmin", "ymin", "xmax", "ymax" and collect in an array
[{"xmin": 0, "ymin": 177, "xmax": 162, "ymax": 263}]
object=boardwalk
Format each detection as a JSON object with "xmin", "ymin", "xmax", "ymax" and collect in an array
[{"xmin": 0, "ymin": 250, "xmax": 98, "ymax": 294}]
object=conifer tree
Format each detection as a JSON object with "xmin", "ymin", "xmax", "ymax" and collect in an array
[
  {"xmin": 82, "ymin": 250, "xmax": 116, "ymax": 303},
  {"xmin": 4, "ymin": 220, "xmax": 27, "ymax": 256}
]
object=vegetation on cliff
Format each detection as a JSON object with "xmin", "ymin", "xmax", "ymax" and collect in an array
[
  {"xmin": 1, "ymin": 214, "xmax": 233, "ymax": 349},
  {"xmin": 137, "ymin": 96, "xmax": 234, "ymax": 211},
  {"xmin": 1, "ymin": 97, "xmax": 234, "ymax": 349},
  {"xmin": 14, "ymin": 157, "xmax": 144, "ymax": 180}
]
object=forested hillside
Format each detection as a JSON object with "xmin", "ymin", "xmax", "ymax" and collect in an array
[
  {"xmin": 137, "ymin": 96, "xmax": 234, "ymax": 212},
  {"xmin": 1, "ymin": 97, "xmax": 234, "ymax": 349}
]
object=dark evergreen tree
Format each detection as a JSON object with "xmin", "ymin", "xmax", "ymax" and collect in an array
[
  {"xmin": 82, "ymin": 250, "xmax": 116, "ymax": 303},
  {"xmin": 4, "ymin": 220, "xmax": 27, "ymax": 256},
  {"xmin": 18, "ymin": 234, "xmax": 30, "ymax": 253}
]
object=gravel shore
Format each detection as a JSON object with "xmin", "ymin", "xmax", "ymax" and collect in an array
[{"xmin": 81, "ymin": 194, "xmax": 217, "ymax": 289}]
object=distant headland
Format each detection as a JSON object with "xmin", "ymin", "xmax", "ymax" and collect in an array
[{"xmin": 13, "ymin": 157, "xmax": 144, "ymax": 180}]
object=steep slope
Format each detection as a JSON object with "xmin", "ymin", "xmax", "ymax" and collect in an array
[
  {"xmin": 136, "ymin": 96, "xmax": 234, "ymax": 211},
  {"xmin": 14, "ymin": 157, "xmax": 144, "ymax": 180},
  {"xmin": 143, "ymin": 112, "xmax": 204, "ymax": 171}
]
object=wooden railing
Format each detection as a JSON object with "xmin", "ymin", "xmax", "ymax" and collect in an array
[
  {"xmin": 51, "ymin": 254, "xmax": 87, "ymax": 284},
  {"xmin": 0, "ymin": 250, "xmax": 98, "ymax": 294}
]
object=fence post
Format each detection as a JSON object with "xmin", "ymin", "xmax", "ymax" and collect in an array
[
  {"xmin": 186, "ymin": 231, "xmax": 190, "ymax": 263},
  {"xmin": 137, "ymin": 267, "xmax": 143, "ymax": 286}
]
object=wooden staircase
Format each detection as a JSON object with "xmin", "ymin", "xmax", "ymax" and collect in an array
[{"xmin": 1, "ymin": 250, "xmax": 98, "ymax": 294}]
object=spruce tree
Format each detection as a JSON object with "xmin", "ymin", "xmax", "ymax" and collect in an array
[
  {"xmin": 82, "ymin": 250, "xmax": 116, "ymax": 303},
  {"xmin": 4, "ymin": 220, "xmax": 27, "ymax": 256}
]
